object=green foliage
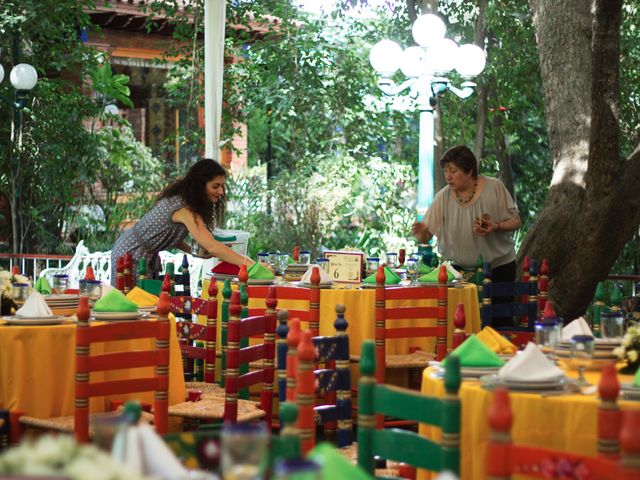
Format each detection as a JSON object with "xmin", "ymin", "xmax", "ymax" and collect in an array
[{"xmin": 88, "ymin": 63, "xmax": 134, "ymax": 109}]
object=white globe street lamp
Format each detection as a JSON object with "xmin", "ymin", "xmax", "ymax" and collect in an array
[{"xmin": 370, "ymin": 13, "xmax": 486, "ymax": 214}]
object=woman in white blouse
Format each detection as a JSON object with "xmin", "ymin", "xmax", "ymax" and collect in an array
[{"xmin": 412, "ymin": 145, "xmax": 521, "ymax": 285}]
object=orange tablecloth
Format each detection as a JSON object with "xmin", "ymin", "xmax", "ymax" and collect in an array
[
  {"xmin": 203, "ymin": 281, "xmax": 481, "ymax": 356},
  {"xmin": 0, "ymin": 318, "xmax": 185, "ymax": 419},
  {"xmin": 417, "ymin": 367, "xmax": 636, "ymax": 480}
]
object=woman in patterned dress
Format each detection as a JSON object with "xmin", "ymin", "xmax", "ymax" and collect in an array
[{"xmin": 110, "ymin": 159, "xmax": 254, "ymax": 285}]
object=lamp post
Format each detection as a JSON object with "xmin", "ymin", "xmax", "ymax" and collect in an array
[
  {"xmin": 369, "ymin": 13, "xmax": 486, "ymax": 216},
  {"xmin": 0, "ymin": 50, "xmax": 38, "ymax": 253}
]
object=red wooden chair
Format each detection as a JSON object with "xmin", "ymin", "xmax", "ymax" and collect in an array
[
  {"xmin": 225, "ymin": 288, "xmax": 277, "ymax": 427},
  {"xmin": 247, "ymin": 266, "xmax": 321, "ymax": 335},
  {"xmin": 170, "ymin": 281, "xmax": 219, "ymax": 393},
  {"xmin": 373, "ymin": 264, "xmax": 449, "ymax": 386},
  {"xmin": 20, "ymin": 294, "xmax": 171, "ymax": 442},
  {"xmin": 487, "ymin": 363, "xmax": 640, "ymax": 479}
]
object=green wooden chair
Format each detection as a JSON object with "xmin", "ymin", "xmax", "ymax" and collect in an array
[{"xmin": 356, "ymin": 340, "xmax": 461, "ymax": 477}]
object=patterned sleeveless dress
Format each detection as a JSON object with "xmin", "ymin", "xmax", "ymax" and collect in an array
[{"xmin": 110, "ymin": 196, "xmax": 190, "ymax": 285}]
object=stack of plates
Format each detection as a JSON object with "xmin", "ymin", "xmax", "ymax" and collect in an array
[
  {"xmin": 299, "ymin": 280, "xmax": 333, "ymax": 289},
  {"xmin": 234, "ymin": 278, "xmax": 274, "ymax": 286},
  {"xmin": 91, "ymin": 311, "xmax": 148, "ymax": 321},
  {"xmin": 481, "ymin": 373, "xmax": 570, "ymax": 392},
  {"xmin": 555, "ymin": 339, "xmax": 621, "ymax": 369},
  {"xmin": 44, "ymin": 294, "xmax": 80, "ymax": 311},
  {"xmin": 2, "ymin": 315, "xmax": 66, "ymax": 326},
  {"xmin": 212, "ymin": 273, "xmax": 236, "ymax": 281},
  {"xmin": 430, "ymin": 361, "xmax": 501, "ymax": 379},
  {"xmin": 621, "ymin": 383, "xmax": 640, "ymax": 401},
  {"xmin": 284, "ymin": 264, "xmax": 309, "ymax": 281}
]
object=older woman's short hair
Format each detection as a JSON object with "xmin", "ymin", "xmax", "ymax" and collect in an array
[{"xmin": 439, "ymin": 145, "xmax": 478, "ymax": 178}]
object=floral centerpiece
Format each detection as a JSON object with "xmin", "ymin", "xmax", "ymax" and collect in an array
[
  {"xmin": 0, "ymin": 434, "xmax": 147, "ymax": 479},
  {"xmin": 613, "ymin": 321, "xmax": 640, "ymax": 374},
  {"xmin": 0, "ymin": 270, "xmax": 31, "ymax": 315}
]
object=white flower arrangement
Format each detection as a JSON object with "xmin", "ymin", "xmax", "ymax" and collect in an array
[
  {"xmin": 613, "ymin": 321, "xmax": 640, "ymax": 368},
  {"xmin": 0, "ymin": 434, "xmax": 148, "ymax": 480}
]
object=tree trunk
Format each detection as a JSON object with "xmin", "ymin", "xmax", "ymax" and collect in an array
[{"xmin": 521, "ymin": 0, "xmax": 640, "ymax": 318}]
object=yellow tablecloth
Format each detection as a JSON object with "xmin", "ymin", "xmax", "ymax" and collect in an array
[
  {"xmin": 417, "ymin": 367, "xmax": 636, "ymax": 480},
  {"xmin": 0, "ymin": 318, "xmax": 185, "ymax": 419},
  {"xmin": 202, "ymin": 281, "xmax": 481, "ymax": 356}
]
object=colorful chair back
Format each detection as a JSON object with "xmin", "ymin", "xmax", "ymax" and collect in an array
[
  {"xmin": 486, "ymin": 363, "xmax": 640, "ymax": 479},
  {"xmin": 248, "ymin": 266, "xmax": 321, "ymax": 335},
  {"xmin": 224, "ymin": 288, "xmax": 277, "ymax": 427},
  {"xmin": 356, "ymin": 340, "xmax": 461, "ymax": 476},
  {"xmin": 171, "ymin": 281, "xmax": 218, "ymax": 383},
  {"xmin": 375, "ymin": 264, "xmax": 449, "ymax": 384},
  {"xmin": 480, "ymin": 260, "xmax": 538, "ymax": 348},
  {"xmin": 291, "ymin": 304, "xmax": 352, "ymax": 454},
  {"xmin": 74, "ymin": 294, "xmax": 170, "ymax": 443}
]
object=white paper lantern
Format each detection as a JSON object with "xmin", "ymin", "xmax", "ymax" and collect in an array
[{"xmin": 455, "ymin": 44, "xmax": 486, "ymax": 78}]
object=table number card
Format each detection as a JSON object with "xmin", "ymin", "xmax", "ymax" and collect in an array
[{"xmin": 323, "ymin": 251, "xmax": 364, "ymax": 284}]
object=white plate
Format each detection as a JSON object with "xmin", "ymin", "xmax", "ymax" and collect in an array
[
  {"xmin": 91, "ymin": 311, "xmax": 147, "ymax": 321},
  {"xmin": 2, "ymin": 315, "xmax": 67, "ymax": 326},
  {"xmin": 481, "ymin": 374, "xmax": 570, "ymax": 391},
  {"xmin": 299, "ymin": 281, "xmax": 334, "ymax": 288},
  {"xmin": 138, "ymin": 306, "xmax": 157, "ymax": 313}
]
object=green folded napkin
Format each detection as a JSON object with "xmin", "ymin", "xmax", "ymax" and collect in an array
[
  {"xmin": 418, "ymin": 266, "xmax": 454, "ymax": 283},
  {"xmin": 418, "ymin": 262, "xmax": 433, "ymax": 275},
  {"xmin": 634, "ymin": 365, "xmax": 640, "ymax": 387},
  {"xmin": 35, "ymin": 277, "xmax": 51, "ymax": 295},
  {"xmin": 94, "ymin": 288, "xmax": 139, "ymax": 312},
  {"xmin": 443, "ymin": 334, "xmax": 505, "ymax": 368},
  {"xmin": 308, "ymin": 442, "xmax": 371, "ymax": 480},
  {"xmin": 362, "ymin": 266, "xmax": 401, "ymax": 285},
  {"xmin": 247, "ymin": 261, "xmax": 275, "ymax": 280}
]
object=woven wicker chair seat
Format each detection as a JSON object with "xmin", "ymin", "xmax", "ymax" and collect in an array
[
  {"xmin": 19, "ymin": 409, "xmax": 154, "ymax": 436},
  {"xmin": 350, "ymin": 349, "xmax": 434, "ymax": 368},
  {"xmin": 168, "ymin": 396, "xmax": 265, "ymax": 422},
  {"xmin": 184, "ymin": 381, "xmax": 226, "ymax": 397}
]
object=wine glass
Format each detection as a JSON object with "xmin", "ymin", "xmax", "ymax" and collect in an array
[
  {"xmin": 570, "ymin": 334, "xmax": 594, "ymax": 387},
  {"xmin": 405, "ymin": 258, "xmax": 418, "ymax": 286}
]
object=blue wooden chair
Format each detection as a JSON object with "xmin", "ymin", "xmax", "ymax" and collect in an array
[{"xmin": 480, "ymin": 260, "xmax": 539, "ymax": 348}]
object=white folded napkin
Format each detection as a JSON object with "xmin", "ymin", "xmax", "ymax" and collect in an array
[
  {"xmin": 300, "ymin": 265, "xmax": 334, "ymax": 285},
  {"xmin": 112, "ymin": 424, "xmax": 189, "ymax": 480},
  {"xmin": 15, "ymin": 291, "xmax": 54, "ymax": 318},
  {"xmin": 562, "ymin": 317, "xmax": 593, "ymax": 341},
  {"xmin": 498, "ymin": 342, "xmax": 564, "ymax": 382},
  {"xmin": 442, "ymin": 260, "xmax": 463, "ymax": 280},
  {"xmin": 138, "ymin": 424, "xmax": 189, "ymax": 480}
]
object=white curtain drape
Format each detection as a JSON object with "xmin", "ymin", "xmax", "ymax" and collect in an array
[{"xmin": 204, "ymin": 0, "xmax": 226, "ymax": 161}]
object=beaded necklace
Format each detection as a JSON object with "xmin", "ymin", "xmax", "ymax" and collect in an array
[{"xmin": 454, "ymin": 181, "xmax": 478, "ymax": 204}]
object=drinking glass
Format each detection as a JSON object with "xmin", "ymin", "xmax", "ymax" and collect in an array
[
  {"xmin": 277, "ymin": 253, "xmax": 289, "ymax": 275},
  {"xmin": 385, "ymin": 252, "xmax": 398, "ymax": 268},
  {"xmin": 534, "ymin": 318, "xmax": 560, "ymax": 356},
  {"xmin": 366, "ymin": 257, "xmax": 380, "ymax": 275},
  {"xmin": 221, "ymin": 423, "xmax": 269, "ymax": 480},
  {"xmin": 570, "ymin": 334, "xmax": 594, "ymax": 387},
  {"xmin": 267, "ymin": 251, "xmax": 279, "ymax": 271},
  {"xmin": 600, "ymin": 311, "xmax": 625, "ymax": 340},
  {"xmin": 299, "ymin": 251, "xmax": 311, "ymax": 265},
  {"xmin": 315, "ymin": 258, "xmax": 330, "ymax": 275},
  {"xmin": 405, "ymin": 258, "xmax": 418, "ymax": 286},
  {"xmin": 52, "ymin": 274, "xmax": 69, "ymax": 294},
  {"xmin": 11, "ymin": 283, "xmax": 30, "ymax": 305},
  {"xmin": 257, "ymin": 253, "xmax": 269, "ymax": 266}
]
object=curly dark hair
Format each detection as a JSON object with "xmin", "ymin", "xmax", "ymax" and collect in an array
[
  {"xmin": 158, "ymin": 159, "xmax": 227, "ymax": 228},
  {"xmin": 439, "ymin": 145, "xmax": 478, "ymax": 178}
]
